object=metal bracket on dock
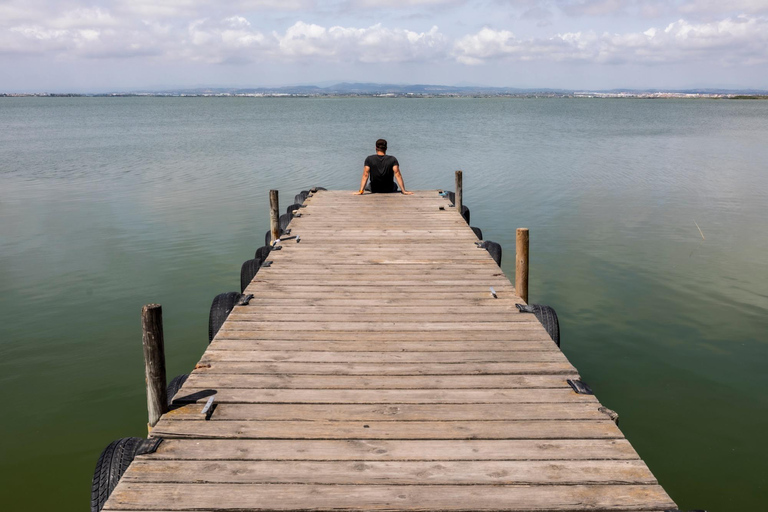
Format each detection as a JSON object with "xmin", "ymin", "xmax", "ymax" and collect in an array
[
  {"xmin": 201, "ymin": 395, "xmax": 216, "ymax": 420},
  {"xmin": 262, "ymin": 261, "xmax": 273, "ymax": 268},
  {"xmin": 475, "ymin": 241, "xmax": 488, "ymax": 249},
  {"xmin": 567, "ymin": 379, "xmax": 594, "ymax": 395},
  {"xmin": 237, "ymin": 294, "xmax": 254, "ymax": 306},
  {"xmin": 598, "ymin": 406, "xmax": 619, "ymax": 426},
  {"xmin": 515, "ymin": 304, "xmax": 537, "ymax": 313},
  {"xmin": 135, "ymin": 438, "xmax": 163, "ymax": 456}
]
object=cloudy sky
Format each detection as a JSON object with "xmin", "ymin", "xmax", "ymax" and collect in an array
[{"xmin": 1, "ymin": 0, "xmax": 767, "ymax": 91}]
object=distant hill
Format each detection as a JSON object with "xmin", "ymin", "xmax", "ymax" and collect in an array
[
  {"xmin": 125, "ymin": 83, "xmax": 573, "ymax": 96},
  {"xmin": 6, "ymin": 83, "xmax": 766, "ymax": 97}
]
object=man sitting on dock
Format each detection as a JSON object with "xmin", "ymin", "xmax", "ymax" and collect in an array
[{"xmin": 355, "ymin": 139, "xmax": 413, "ymax": 195}]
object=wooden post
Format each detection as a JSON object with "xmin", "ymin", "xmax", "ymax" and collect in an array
[
  {"xmin": 454, "ymin": 170, "xmax": 463, "ymax": 214},
  {"xmin": 269, "ymin": 189, "xmax": 280, "ymax": 243},
  {"xmin": 515, "ymin": 228, "xmax": 529, "ymax": 303},
  {"xmin": 142, "ymin": 304, "xmax": 168, "ymax": 431}
]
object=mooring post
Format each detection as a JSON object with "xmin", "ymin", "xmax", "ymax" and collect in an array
[
  {"xmin": 269, "ymin": 189, "xmax": 280, "ymax": 243},
  {"xmin": 516, "ymin": 228, "xmax": 529, "ymax": 303},
  {"xmin": 142, "ymin": 304, "xmax": 168, "ymax": 432},
  {"xmin": 455, "ymin": 170, "xmax": 463, "ymax": 214}
]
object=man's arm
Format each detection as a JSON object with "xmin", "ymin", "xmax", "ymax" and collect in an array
[
  {"xmin": 393, "ymin": 165, "xmax": 413, "ymax": 195},
  {"xmin": 354, "ymin": 166, "xmax": 370, "ymax": 195}
]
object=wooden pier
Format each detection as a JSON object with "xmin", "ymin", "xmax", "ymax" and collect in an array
[{"xmin": 104, "ymin": 190, "xmax": 676, "ymax": 511}]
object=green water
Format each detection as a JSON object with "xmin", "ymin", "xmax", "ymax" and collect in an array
[{"xmin": 1, "ymin": 97, "xmax": 766, "ymax": 509}]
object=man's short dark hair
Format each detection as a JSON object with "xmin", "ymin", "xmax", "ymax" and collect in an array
[{"xmin": 376, "ymin": 139, "xmax": 387, "ymax": 152}]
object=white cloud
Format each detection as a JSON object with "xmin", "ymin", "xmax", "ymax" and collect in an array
[
  {"xmin": 1, "ymin": 1, "xmax": 766, "ymax": 69},
  {"xmin": 524, "ymin": 0, "xmax": 768, "ymax": 18},
  {"xmin": 680, "ymin": 0, "xmax": 768, "ymax": 16},
  {"xmin": 453, "ymin": 15, "xmax": 768, "ymax": 65},
  {"xmin": 559, "ymin": 0, "xmax": 634, "ymax": 17},
  {"xmin": 113, "ymin": 0, "xmax": 313, "ymax": 18},
  {"xmin": 275, "ymin": 22, "xmax": 446, "ymax": 62},
  {"xmin": 349, "ymin": 0, "xmax": 463, "ymax": 6}
]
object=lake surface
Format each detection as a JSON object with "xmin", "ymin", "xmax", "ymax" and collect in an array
[{"xmin": 1, "ymin": 97, "xmax": 766, "ymax": 510}]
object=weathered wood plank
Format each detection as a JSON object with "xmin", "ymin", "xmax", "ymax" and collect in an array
[
  {"xmin": 212, "ymin": 330, "xmax": 554, "ymax": 341},
  {"xmin": 164, "ymin": 402, "xmax": 606, "ymax": 421},
  {"xmin": 123, "ymin": 459, "xmax": 657, "ymax": 485},
  {"xmin": 200, "ymin": 350, "xmax": 567, "ymax": 363},
  {"xmin": 185, "ymin": 362, "xmax": 574, "ymax": 376},
  {"xmin": 147, "ymin": 438, "xmax": 643, "ymax": 461},
  {"xmin": 104, "ymin": 483, "xmax": 676, "ymax": 511},
  {"xmin": 218, "ymin": 322, "xmax": 544, "ymax": 332},
  {"xmin": 172, "ymin": 388, "xmax": 595, "ymax": 404},
  {"xmin": 226, "ymin": 312, "xmax": 535, "ymax": 323},
  {"xmin": 151, "ymin": 419, "xmax": 625, "ymax": 440},
  {"xmin": 205, "ymin": 340, "xmax": 558, "ymax": 352},
  {"xmin": 181, "ymin": 374, "xmax": 574, "ymax": 389}
]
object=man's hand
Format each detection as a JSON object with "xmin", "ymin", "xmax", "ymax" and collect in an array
[
  {"xmin": 401, "ymin": 191, "xmax": 414, "ymax": 195},
  {"xmin": 353, "ymin": 190, "xmax": 365, "ymax": 195}
]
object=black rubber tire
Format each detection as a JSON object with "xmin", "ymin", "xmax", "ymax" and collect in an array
[
  {"xmin": 240, "ymin": 258, "xmax": 262, "ymax": 293},
  {"xmin": 484, "ymin": 241, "xmax": 502, "ymax": 266},
  {"xmin": 461, "ymin": 205, "xmax": 470, "ymax": 224},
  {"xmin": 166, "ymin": 373, "xmax": 189, "ymax": 406},
  {"xmin": 314, "ymin": 187, "xmax": 327, "ymax": 191},
  {"xmin": 209, "ymin": 292, "xmax": 241, "ymax": 343},
  {"xmin": 254, "ymin": 245, "xmax": 271, "ymax": 262},
  {"xmin": 471, "ymin": 227, "xmax": 483, "ymax": 240},
  {"xmin": 294, "ymin": 191, "xmax": 309, "ymax": 204},
  {"xmin": 530, "ymin": 304, "xmax": 560, "ymax": 347},
  {"xmin": 286, "ymin": 204, "xmax": 300, "ymax": 216},
  {"xmin": 279, "ymin": 213, "xmax": 291, "ymax": 232},
  {"xmin": 91, "ymin": 437, "xmax": 143, "ymax": 512}
]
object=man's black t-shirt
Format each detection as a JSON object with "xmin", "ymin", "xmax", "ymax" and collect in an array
[{"xmin": 364, "ymin": 154, "xmax": 399, "ymax": 193}]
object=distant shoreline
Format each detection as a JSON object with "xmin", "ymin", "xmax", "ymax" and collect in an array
[{"xmin": 2, "ymin": 92, "xmax": 767, "ymax": 99}]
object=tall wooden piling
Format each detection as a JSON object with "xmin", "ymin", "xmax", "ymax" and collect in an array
[
  {"xmin": 269, "ymin": 189, "xmax": 280, "ymax": 243},
  {"xmin": 141, "ymin": 303, "xmax": 168, "ymax": 431},
  {"xmin": 515, "ymin": 228, "xmax": 529, "ymax": 303},
  {"xmin": 454, "ymin": 170, "xmax": 463, "ymax": 214}
]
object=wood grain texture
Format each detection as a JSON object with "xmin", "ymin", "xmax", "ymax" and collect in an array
[
  {"xmin": 163, "ymin": 402, "xmax": 607, "ymax": 421},
  {"xmin": 147, "ymin": 438, "xmax": 643, "ymax": 461},
  {"xmin": 104, "ymin": 483, "xmax": 675, "ymax": 511},
  {"xmin": 105, "ymin": 189, "xmax": 675, "ymax": 511},
  {"xmin": 123, "ymin": 459, "xmax": 657, "ymax": 485}
]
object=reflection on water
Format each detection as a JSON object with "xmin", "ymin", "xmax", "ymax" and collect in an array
[{"xmin": 1, "ymin": 97, "xmax": 767, "ymax": 509}]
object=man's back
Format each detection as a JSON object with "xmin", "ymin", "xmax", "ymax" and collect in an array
[{"xmin": 364, "ymin": 154, "xmax": 399, "ymax": 193}]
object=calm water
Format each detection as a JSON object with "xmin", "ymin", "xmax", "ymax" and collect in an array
[{"xmin": 1, "ymin": 97, "xmax": 767, "ymax": 509}]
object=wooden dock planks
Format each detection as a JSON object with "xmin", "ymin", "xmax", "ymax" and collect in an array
[{"xmin": 104, "ymin": 190, "xmax": 676, "ymax": 511}]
